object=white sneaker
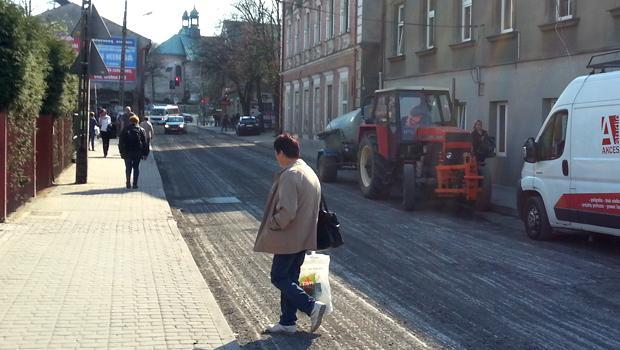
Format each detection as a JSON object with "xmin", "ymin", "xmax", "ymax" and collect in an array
[
  {"xmin": 310, "ymin": 301, "xmax": 327, "ymax": 333},
  {"xmin": 265, "ymin": 323, "xmax": 297, "ymax": 334}
]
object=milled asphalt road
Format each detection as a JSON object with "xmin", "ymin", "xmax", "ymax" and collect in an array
[{"xmin": 152, "ymin": 126, "xmax": 620, "ymax": 350}]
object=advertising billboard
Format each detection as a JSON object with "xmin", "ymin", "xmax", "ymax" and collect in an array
[
  {"xmin": 92, "ymin": 37, "xmax": 137, "ymax": 82},
  {"xmin": 65, "ymin": 36, "xmax": 137, "ymax": 82}
]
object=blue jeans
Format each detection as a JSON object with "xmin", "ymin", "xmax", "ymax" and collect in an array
[{"xmin": 271, "ymin": 251, "xmax": 315, "ymax": 326}]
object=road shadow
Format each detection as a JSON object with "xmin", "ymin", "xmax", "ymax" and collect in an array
[
  {"xmin": 63, "ymin": 187, "xmax": 149, "ymax": 196},
  {"xmin": 239, "ymin": 332, "xmax": 319, "ymax": 349}
]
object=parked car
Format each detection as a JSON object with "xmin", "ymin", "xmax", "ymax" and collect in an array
[
  {"xmin": 518, "ymin": 51, "xmax": 620, "ymax": 240},
  {"xmin": 236, "ymin": 116, "xmax": 259, "ymax": 136},
  {"xmin": 147, "ymin": 105, "xmax": 180, "ymax": 125},
  {"xmin": 182, "ymin": 113, "xmax": 194, "ymax": 123},
  {"xmin": 164, "ymin": 116, "xmax": 187, "ymax": 134}
]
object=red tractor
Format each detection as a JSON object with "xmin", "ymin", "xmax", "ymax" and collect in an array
[{"xmin": 356, "ymin": 86, "xmax": 491, "ymax": 211}]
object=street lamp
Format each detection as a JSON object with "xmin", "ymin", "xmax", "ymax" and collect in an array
[{"xmin": 118, "ymin": 0, "xmax": 128, "ymax": 109}]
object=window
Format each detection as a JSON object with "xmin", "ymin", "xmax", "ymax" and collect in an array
[
  {"xmin": 286, "ymin": 21, "xmax": 292, "ymax": 57},
  {"xmin": 340, "ymin": 80, "xmax": 349, "ymax": 115},
  {"xmin": 303, "ymin": 88, "xmax": 310, "ymax": 133},
  {"xmin": 374, "ymin": 95, "xmax": 388, "ymax": 124},
  {"xmin": 314, "ymin": 6, "xmax": 321, "ymax": 44},
  {"xmin": 328, "ymin": 0, "xmax": 335, "ymax": 39},
  {"xmin": 538, "ymin": 110, "xmax": 568, "ymax": 161},
  {"xmin": 294, "ymin": 90, "xmax": 301, "ymax": 132},
  {"xmin": 556, "ymin": 0, "xmax": 572, "ymax": 21},
  {"xmin": 496, "ymin": 103, "xmax": 508, "ymax": 156},
  {"xmin": 456, "ymin": 101, "xmax": 467, "ymax": 129},
  {"xmin": 295, "ymin": 17, "xmax": 301, "ymax": 53},
  {"xmin": 314, "ymin": 85, "xmax": 322, "ymax": 130},
  {"xmin": 326, "ymin": 84, "xmax": 334, "ymax": 123},
  {"xmin": 304, "ymin": 12, "xmax": 310, "ymax": 49},
  {"xmin": 461, "ymin": 0, "xmax": 472, "ymax": 41},
  {"xmin": 426, "ymin": 0, "xmax": 436, "ymax": 48},
  {"xmin": 341, "ymin": 0, "xmax": 350, "ymax": 33},
  {"xmin": 501, "ymin": 0, "xmax": 513, "ymax": 32},
  {"xmin": 396, "ymin": 4, "xmax": 405, "ymax": 55}
]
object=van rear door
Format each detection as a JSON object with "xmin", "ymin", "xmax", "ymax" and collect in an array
[{"xmin": 535, "ymin": 108, "xmax": 572, "ymax": 227}]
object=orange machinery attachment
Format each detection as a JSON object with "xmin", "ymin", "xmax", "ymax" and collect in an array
[{"xmin": 434, "ymin": 154, "xmax": 483, "ymax": 201}]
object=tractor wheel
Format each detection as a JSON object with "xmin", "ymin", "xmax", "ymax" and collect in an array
[
  {"xmin": 318, "ymin": 155, "xmax": 338, "ymax": 182},
  {"xmin": 524, "ymin": 196, "xmax": 553, "ymax": 240},
  {"xmin": 475, "ymin": 166, "xmax": 492, "ymax": 211},
  {"xmin": 402, "ymin": 163, "xmax": 416, "ymax": 211},
  {"xmin": 357, "ymin": 134, "xmax": 390, "ymax": 198}
]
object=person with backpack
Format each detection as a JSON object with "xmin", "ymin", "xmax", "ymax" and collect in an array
[{"xmin": 119, "ymin": 115, "xmax": 149, "ymax": 189}]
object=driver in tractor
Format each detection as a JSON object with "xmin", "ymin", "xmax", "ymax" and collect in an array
[{"xmin": 402, "ymin": 98, "xmax": 432, "ymax": 138}]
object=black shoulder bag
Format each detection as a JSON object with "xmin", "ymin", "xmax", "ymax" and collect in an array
[{"xmin": 317, "ymin": 195, "xmax": 343, "ymax": 250}]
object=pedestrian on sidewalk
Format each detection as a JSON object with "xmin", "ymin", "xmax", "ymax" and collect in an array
[
  {"xmin": 98, "ymin": 109, "xmax": 112, "ymax": 158},
  {"xmin": 140, "ymin": 116, "xmax": 154, "ymax": 150},
  {"xmin": 88, "ymin": 112, "xmax": 99, "ymax": 151},
  {"xmin": 254, "ymin": 134, "xmax": 327, "ymax": 334},
  {"xmin": 221, "ymin": 114, "xmax": 229, "ymax": 132},
  {"xmin": 119, "ymin": 115, "xmax": 149, "ymax": 189},
  {"xmin": 118, "ymin": 106, "xmax": 135, "ymax": 136},
  {"xmin": 471, "ymin": 120, "xmax": 492, "ymax": 165}
]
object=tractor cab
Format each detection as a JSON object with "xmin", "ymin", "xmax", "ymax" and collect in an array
[{"xmin": 364, "ymin": 88, "xmax": 455, "ymax": 143}]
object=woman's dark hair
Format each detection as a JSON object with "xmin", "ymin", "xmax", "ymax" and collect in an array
[{"xmin": 274, "ymin": 134, "xmax": 300, "ymax": 158}]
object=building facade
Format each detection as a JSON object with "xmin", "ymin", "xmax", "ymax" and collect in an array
[
  {"xmin": 281, "ymin": 0, "xmax": 383, "ymax": 139},
  {"xmin": 382, "ymin": 0, "xmax": 620, "ymax": 186},
  {"xmin": 147, "ymin": 8, "xmax": 213, "ymax": 105}
]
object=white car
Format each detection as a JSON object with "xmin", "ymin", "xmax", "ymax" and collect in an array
[
  {"xmin": 518, "ymin": 52, "xmax": 620, "ymax": 240},
  {"xmin": 147, "ymin": 105, "xmax": 180, "ymax": 125}
]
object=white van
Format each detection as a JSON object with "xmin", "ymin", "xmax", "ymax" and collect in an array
[
  {"xmin": 518, "ymin": 52, "xmax": 620, "ymax": 240},
  {"xmin": 147, "ymin": 104, "xmax": 180, "ymax": 125}
]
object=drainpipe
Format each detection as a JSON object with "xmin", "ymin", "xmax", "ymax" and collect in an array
[
  {"xmin": 279, "ymin": 2, "xmax": 286, "ymax": 134},
  {"xmin": 352, "ymin": 0, "xmax": 358, "ymax": 108},
  {"xmin": 379, "ymin": 0, "xmax": 386, "ymax": 91}
]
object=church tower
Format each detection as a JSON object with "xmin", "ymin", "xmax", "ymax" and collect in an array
[{"xmin": 189, "ymin": 7, "xmax": 200, "ymax": 37}]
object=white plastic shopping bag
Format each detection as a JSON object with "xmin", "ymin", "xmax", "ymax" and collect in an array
[{"xmin": 299, "ymin": 252, "xmax": 333, "ymax": 314}]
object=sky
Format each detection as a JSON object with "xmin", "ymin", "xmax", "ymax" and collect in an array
[{"xmin": 31, "ymin": 0, "xmax": 237, "ymax": 43}]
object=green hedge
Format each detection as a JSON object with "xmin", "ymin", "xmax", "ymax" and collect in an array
[{"xmin": 0, "ymin": 0, "xmax": 77, "ymax": 198}]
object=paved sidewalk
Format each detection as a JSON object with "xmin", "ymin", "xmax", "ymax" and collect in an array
[
  {"xmin": 199, "ymin": 125, "xmax": 518, "ymax": 215},
  {"xmin": 0, "ymin": 139, "xmax": 239, "ymax": 350}
]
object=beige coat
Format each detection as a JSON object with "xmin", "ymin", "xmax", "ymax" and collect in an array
[{"xmin": 254, "ymin": 159, "xmax": 321, "ymax": 254}]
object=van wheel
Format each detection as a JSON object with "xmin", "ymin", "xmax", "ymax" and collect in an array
[{"xmin": 524, "ymin": 196, "xmax": 553, "ymax": 240}]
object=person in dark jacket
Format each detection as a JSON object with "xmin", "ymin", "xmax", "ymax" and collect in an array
[
  {"xmin": 471, "ymin": 120, "xmax": 490, "ymax": 164},
  {"xmin": 88, "ymin": 112, "xmax": 99, "ymax": 151},
  {"xmin": 119, "ymin": 115, "xmax": 149, "ymax": 189}
]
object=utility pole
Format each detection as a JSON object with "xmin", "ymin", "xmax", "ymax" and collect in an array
[
  {"xmin": 119, "ymin": 0, "xmax": 128, "ymax": 108},
  {"xmin": 71, "ymin": 3, "xmax": 109, "ymax": 184},
  {"xmin": 75, "ymin": 0, "xmax": 92, "ymax": 184}
]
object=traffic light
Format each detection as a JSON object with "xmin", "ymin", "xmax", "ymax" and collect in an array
[{"xmin": 174, "ymin": 65, "xmax": 182, "ymax": 86}]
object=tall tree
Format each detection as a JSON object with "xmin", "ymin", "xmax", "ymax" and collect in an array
[
  {"xmin": 199, "ymin": 1, "xmax": 280, "ymax": 118},
  {"xmin": 233, "ymin": 0, "xmax": 281, "ymax": 123}
]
